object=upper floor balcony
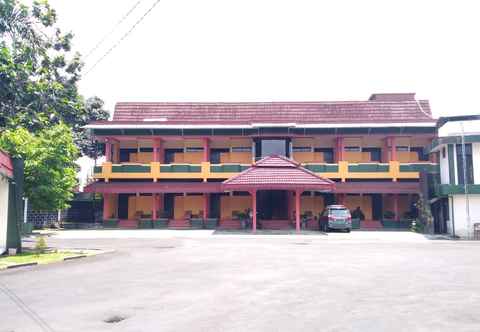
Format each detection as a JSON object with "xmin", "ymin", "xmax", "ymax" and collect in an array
[{"xmin": 91, "ymin": 135, "xmax": 438, "ymax": 182}]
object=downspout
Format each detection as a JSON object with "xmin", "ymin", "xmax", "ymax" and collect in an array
[{"xmin": 450, "ymin": 195, "xmax": 456, "ymax": 238}]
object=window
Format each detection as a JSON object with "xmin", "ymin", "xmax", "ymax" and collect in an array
[
  {"xmin": 345, "ymin": 146, "xmax": 361, "ymax": 152},
  {"xmin": 255, "ymin": 139, "xmax": 290, "ymax": 158},
  {"xmin": 396, "ymin": 146, "xmax": 409, "ymax": 152},
  {"xmin": 314, "ymin": 148, "xmax": 334, "ymax": 163},
  {"xmin": 362, "ymin": 147, "xmax": 381, "ymax": 162},
  {"xmin": 442, "ymin": 147, "xmax": 446, "ymax": 158},
  {"xmin": 185, "ymin": 147, "xmax": 204, "ymax": 153},
  {"xmin": 210, "ymin": 148, "xmax": 229, "ymax": 164},
  {"xmin": 231, "ymin": 147, "xmax": 252, "ymax": 152},
  {"xmin": 411, "ymin": 147, "xmax": 429, "ymax": 161},
  {"xmin": 456, "ymin": 144, "xmax": 474, "ymax": 184},
  {"xmin": 293, "ymin": 146, "xmax": 312, "ymax": 152}
]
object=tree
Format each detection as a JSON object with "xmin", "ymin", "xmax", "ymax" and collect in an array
[
  {"xmin": 0, "ymin": 0, "xmax": 109, "ymax": 149},
  {"xmin": 0, "ymin": 124, "xmax": 79, "ymax": 210}
]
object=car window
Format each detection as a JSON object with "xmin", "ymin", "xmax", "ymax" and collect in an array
[{"xmin": 329, "ymin": 209, "xmax": 350, "ymax": 217}]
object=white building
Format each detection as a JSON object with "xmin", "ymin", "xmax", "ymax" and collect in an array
[{"xmin": 431, "ymin": 115, "xmax": 480, "ymax": 238}]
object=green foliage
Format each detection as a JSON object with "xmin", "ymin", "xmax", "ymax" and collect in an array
[
  {"xmin": 34, "ymin": 236, "xmax": 47, "ymax": 255},
  {"xmin": 0, "ymin": 0, "xmax": 109, "ymax": 154},
  {"xmin": 0, "ymin": 124, "xmax": 79, "ymax": 210},
  {"xmin": 411, "ymin": 194, "xmax": 433, "ymax": 233}
]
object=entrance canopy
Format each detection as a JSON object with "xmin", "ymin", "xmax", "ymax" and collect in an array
[{"xmin": 222, "ymin": 155, "xmax": 335, "ymax": 192}]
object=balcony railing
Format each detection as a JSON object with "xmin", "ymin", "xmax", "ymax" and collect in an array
[{"xmin": 93, "ymin": 161, "xmax": 439, "ymax": 182}]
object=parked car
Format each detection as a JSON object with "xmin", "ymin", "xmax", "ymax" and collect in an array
[{"xmin": 319, "ymin": 205, "xmax": 352, "ymax": 232}]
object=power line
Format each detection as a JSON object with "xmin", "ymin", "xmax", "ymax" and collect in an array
[
  {"xmin": 84, "ymin": 0, "xmax": 162, "ymax": 76},
  {"xmin": 0, "ymin": 282, "xmax": 56, "ymax": 332},
  {"xmin": 84, "ymin": 0, "xmax": 143, "ymax": 59}
]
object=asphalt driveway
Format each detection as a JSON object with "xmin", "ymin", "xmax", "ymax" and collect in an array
[{"xmin": 1, "ymin": 231, "xmax": 480, "ymax": 332}]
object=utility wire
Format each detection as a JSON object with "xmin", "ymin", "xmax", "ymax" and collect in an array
[
  {"xmin": 0, "ymin": 282, "xmax": 56, "ymax": 332},
  {"xmin": 84, "ymin": 0, "xmax": 162, "ymax": 76},
  {"xmin": 84, "ymin": 0, "xmax": 143, "ymax": 59}
]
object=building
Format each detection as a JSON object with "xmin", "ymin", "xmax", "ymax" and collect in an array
[
  {"xmin": 84, "ymin": 93, "xmax": 439, "ymax": 231},
  {"xmin": 429, "ymin": 115, "xmax": 480, "ymax": 238},
  {"xmin": 0, "ymin": 150, "xmax": 23, "ymax": 254}
]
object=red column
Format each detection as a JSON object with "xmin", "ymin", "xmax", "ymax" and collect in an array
[
  {"xmin": 335, "ymin": 137, "xmax": 344, "ymax": 162},
  {"xmin": 390, "ymin": 137, "xmax": 397, "ymax": 161},
  {"xmin": 252, "ymin": 190, "xmax": 257, "ymax": 233},
  {"xmin": 393, "ymin": 194, "xmax": 399, "ymax": 221},
  {"xmin": 105, "ymin": 140, "xmax": 112, "ymax": 162},
  {"xmin": 203, "ymin": 193, "xmax": 209, "ymax": 220},
  {"xmin": 295, "ymin": 190, "xmax": 301, "ymax": 232},
  {"xmin": 103, "ymin": 194, "xmax": 110, "ymax": 220},
  {"xmin": 153, "ymin": 139, "xmax": 159, "ymax": 162},
  {"xmin": 203, "ymin": 138, "xmax": 210, "ymax": 162},
  {"xmin": 152, "ymin": 194, "xmax": 157, "ymax": 220}
]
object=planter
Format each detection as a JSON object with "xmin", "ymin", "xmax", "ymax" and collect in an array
[
  {"xmin": 351, "ymin": 218, "xmax": 361, "ymax": 229},
  {"xmin": 382, "ymin": 219, "xmax": 412, "ymax": 228},
  {"xmin": 138, "ymin": 219, "xmax": 153, "ymax": 229},
  {"xmin": 22, "ymin": 223, "xmax": 34, "ymax": 235},
  {"xmin": 204, "ymin": 218, "xmax": 218, "ymax": 229},
  {"xmin": 103, "ymin": 219, "xmax": 119, "ymax": 228},
  {"xmin": 153, "ymin": 218, "xmax": 169, "ymax": 229},
  {"xmin": 190, "ymin": 218, "xmax": 204, "ymax": 229}
]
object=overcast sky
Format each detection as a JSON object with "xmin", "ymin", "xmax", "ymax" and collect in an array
[{"xmin": 49, "ymin": 0, "xmax": 480, "ymax": 118}]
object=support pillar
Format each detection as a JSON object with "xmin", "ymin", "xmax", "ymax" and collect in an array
[
  {"xmin": 105, "ymin": 139, "xmax": 112, "ymax": 162},
  {"xmin": 385, "ymin": 136, "xmax": 398, "ymax": 162},
  {"xmin": 153, "ymin": 194, "xmax": 160, "ymax": 220},
  {"xmin": 203, "ymin": 193, "xmax": 209, "ymax": 220},
  {"xmin": 295, "ymin": 190, "xmax": 301, "ymax": 233},
  {"xmin": 103, "ymin": 194, "xmax": 110, "ymax": 220},
  {"xmin": 252, "ymin": 190, "xmax": 257, "ymax": 233},
  {"xmin": 203, "ymin": 138, "xmax": 210, "ymax": 162},
  {"xmin": 393, "ymin": 194, "xmax": 399, "ymax": 221},
  {"xmin": 335, "ymin": 137, "xmax": 345, "ymax": 162}
]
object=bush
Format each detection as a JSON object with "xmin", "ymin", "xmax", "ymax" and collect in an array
[{"xmin": 34, "ymin": 237, "xmax": 48, "ymax": 255}]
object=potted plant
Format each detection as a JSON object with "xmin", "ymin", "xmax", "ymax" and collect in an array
[
  {"xmin": 103, "ymin": 215, "xmax": 119, "ymax": 228},
  {"xmin": 381, "ymin": 211, "xmax": 396, "ymax": 228},
  {"xmin": 153, "ymin": 211, "xmax": 169, "ymax": 229},
  {"xmin": 205, "ymin": 218, "xmax": 219, "ymax": 229},
  {"xmin": 190, "ymin": 215, "xmax": 204, "ymax": 229}
]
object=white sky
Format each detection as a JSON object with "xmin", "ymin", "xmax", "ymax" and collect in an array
[{"xmin": 49, "ymin": 0, "xmax": 480, "ymax": 118}]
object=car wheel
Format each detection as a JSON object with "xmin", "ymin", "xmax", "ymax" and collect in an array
[{"xmin": 345, "ymin": 228, "xmax": 351, "ymax": 233}]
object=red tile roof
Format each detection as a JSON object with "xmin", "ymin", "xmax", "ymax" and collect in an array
[
  {"xmin": 109, "ymin": 94, "xmax": 433, "ymax": 125},
  {"xmin": 0, "ymin": 150, "xmax": 13, "ymax": 178},
  {"xmin": 222, "ymin": 155, "xmax": 335, "ymax": 191}
]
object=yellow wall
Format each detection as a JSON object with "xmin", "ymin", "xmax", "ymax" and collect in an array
[
  {"xmin": 105, "ymin": 194, "xmax": 118, "ymax": 219},
  {"xmin": 298, "ymin": 196, "xmax": 324, "ymax": 218},
  {"xmin": 220, "ymin": 196, "xmax": 251, "ymax": 219},
  {"xmin": 383, "ymin": 195, "xmax": 411, "ymax": 219},
  {"xmin": 174, "ymin": 195, "xmax": 204, "ymax": 219},
  {"xmin": 128, "ymin": 195, "xmax": 153, "ymax": 219},
  {"xmin": 183, "ymin": 152, "xmax": 203, "ymax": 163},
  {"xmin": 129, "ymin": 152, "xmax": 153, "ymax": 163},
  {"xmin": 343, "ymin": 195, "xmax": 373, "ymax": 220},
  {"xmin": 220, "ymin": 152, "xmax": 252, "ymax": 163}
]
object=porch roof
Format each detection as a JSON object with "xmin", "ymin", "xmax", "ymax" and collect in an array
[{"xmin": 222, "ymin": 155, "xmax": 335, "ymax": 192}]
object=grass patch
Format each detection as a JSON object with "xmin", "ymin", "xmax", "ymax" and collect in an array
[{"xmin": 0, "ymin": 251, "xmax": 83, "ymax": 269}]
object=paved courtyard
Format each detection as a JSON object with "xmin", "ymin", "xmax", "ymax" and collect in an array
[{"xmin": 1, "ymin": 230, "xmax": 480, "ymax": 332}]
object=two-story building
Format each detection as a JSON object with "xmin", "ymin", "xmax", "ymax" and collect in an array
[
  {"xmin": 84, "ymin": 93, "xmax": 439, "ymax": 232},
  {"xmin": 429, "ymin": 115, "xmax": 480, "ymax": 238}
]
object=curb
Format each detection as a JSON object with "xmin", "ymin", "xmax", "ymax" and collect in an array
[
  {"xmin": 63, "ymin": 255, "xmax": 87, "ymax": 261},
  {"xmin": 7, "ymin": 262, "xmax": 38, "ymax": 269}
]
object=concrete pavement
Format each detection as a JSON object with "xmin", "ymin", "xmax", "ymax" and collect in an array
[{"xmin": 1, "ymin": 231, "xmax": 479, "ymax": 332}]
